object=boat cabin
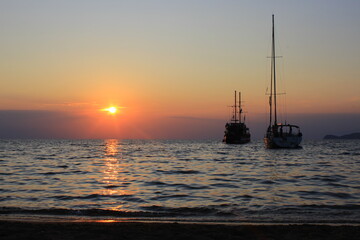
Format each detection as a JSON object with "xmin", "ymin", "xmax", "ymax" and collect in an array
[{"xmin": 270, "ymin": 124, "xmax": 302, "ymax": 138}]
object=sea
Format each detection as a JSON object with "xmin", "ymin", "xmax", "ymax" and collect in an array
[{"xmin": 1, "ymin": 139, "xmax": 359, "ymax": 224}]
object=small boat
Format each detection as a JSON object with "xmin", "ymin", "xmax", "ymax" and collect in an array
[
  {"xmin": 264, "ymin": 15, "xmax": 302, "ymax": 149},
  {"xmin": 223, "ymin": 91, "xmax": 251, "ymax": 144}
]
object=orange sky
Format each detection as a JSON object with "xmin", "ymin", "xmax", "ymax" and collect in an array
[{"xmin": 0, "ymin": 1, "xmax": 359, "ymax": 139}]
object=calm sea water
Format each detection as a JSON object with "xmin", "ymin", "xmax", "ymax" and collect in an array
[{"xmin": 1, "ymin": 139, "xmax": 359, "ymax": 223}]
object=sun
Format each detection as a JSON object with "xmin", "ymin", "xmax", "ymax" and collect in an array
[{"xmin": 103, "ymin": 106, "xmax": 118, "ymax": 114}]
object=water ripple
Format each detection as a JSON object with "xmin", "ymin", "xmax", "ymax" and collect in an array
[{"xmin": 0, "ymin": 139, "xmax": 359, "ymax": 223}]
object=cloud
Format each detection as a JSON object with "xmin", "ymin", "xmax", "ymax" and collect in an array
[
  {"xmin": 167, "ymin": 115, "xmax": 223, "ymax": 121},
  {"xmin": 0, "ymin": 110, "xmax": 89, "ymax": 138},
  {"xmin": 0, "ymin": 110, "xmax": 359, "ymax": 140}
]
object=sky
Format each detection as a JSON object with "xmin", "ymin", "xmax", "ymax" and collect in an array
[{"xmin": 0, "ymin": 0, "xmax": 359, "ymax": 139}]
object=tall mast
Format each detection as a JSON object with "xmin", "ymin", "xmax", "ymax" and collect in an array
[
  {"xmin": 234, "ymin": 90, "xmax": 237, "ymax": 123},
  {"xmin": 269, "ymin": 19, "xmax": 273, "ymax": 126},
  {"xmin": 239, "ymin": 92, "xmax": 242, "ymax": 123},
  {"xmin": 272, "ymin": 14, "xmax": 278, "ymax": 125}
]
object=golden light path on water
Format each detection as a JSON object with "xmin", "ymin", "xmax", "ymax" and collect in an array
[{"xmin": 101, "ymin": 139, "xmax": 129, "ymax": 211}]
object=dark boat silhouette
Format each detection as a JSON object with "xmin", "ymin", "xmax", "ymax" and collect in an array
[
  {"xmin": 264, "ymin": 15, "xmax": 302, "ymax": 148},
  {"xmin": 223, "ymin": 91, "xmax": 250, "ymax": 144}
]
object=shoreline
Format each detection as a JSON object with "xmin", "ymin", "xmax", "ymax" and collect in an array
[
  {"xmin": 2, "ymin": 214, "xmax": 360, "ymax": 226},
  {"xmin": 1, "ymin": 220, "xmax": 360, "ymax": 240}
]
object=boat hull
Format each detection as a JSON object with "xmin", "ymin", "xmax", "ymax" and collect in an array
[
  {"xmin": 223, "ymin": 122, "xmax": 251, "ymax": 144},
  {"xmin": 264, "ymin": 135, "xmax": 302, "ymax": 149},
  {"xmin": 223, "ymin": 136, "xmax": 250, "ymax": 144}
]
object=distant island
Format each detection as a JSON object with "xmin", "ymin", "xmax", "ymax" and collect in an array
[{"xmin": 324, "ymin": 132, "xmax": 360, "ymax": 139}]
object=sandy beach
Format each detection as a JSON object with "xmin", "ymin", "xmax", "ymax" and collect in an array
[{"xmin": 1, "ymin": 220, "xmax": 360, "ymax": 240}]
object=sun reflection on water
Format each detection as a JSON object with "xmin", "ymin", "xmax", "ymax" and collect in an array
[
  {"xmin": 105, "ymin": 139, "xmax": 119, "ymax": 157},
  {"xmin": 101, "ymin": 139, "xmax": 131, "ymax": 199},
  {"xmin": 103, "ymin": 139, "xmax": 120, "ymax": 186},
  {"xmin": 100, "ymin": 139, "xmax": 138, "ymax": 211}
]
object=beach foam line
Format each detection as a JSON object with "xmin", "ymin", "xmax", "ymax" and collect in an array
[{"xmin": 1, "ymin": 214, "xmax": 360, "ymax": 226}]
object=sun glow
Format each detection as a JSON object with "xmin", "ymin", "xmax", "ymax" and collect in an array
[{"xmin": 103, "ymin": 106, "xmax": 118, "ymax": 114}]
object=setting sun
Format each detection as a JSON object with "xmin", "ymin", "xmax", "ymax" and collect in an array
[{"xmin": 103, "ymin": 107, "xmax": 118, "ymax": 114}]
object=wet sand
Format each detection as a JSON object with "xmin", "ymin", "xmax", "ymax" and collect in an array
[{"xmin": 1, "ymin": 220, "xmax": 360, "ymax": 240}]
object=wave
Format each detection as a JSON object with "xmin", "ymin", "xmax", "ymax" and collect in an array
[
  {"xmin": 42, "ymin": 170, "xmax": 88, "ymax": 175},
  {"xmin": 0, "ymin": 207, "xmax": 162, "ymax": 217},
  {"xmin": 144, "ymin": 181, "xmax": 209, "ymax": 190},
  {"xmin": 297, "ymin": 190, "xmax": 356, "ymax": 200},
  {"xmin": 156, "ymin": 170, "xmax": 201, "ymax": 175},
  {"xmin": 2, "ymin": 204, "xmax": 360, "ymax": 223},
  {"xmin": 51, "ymin": 194, "xmax": 145, "ymax": 203},
  {"xmin": 0, "ymin": 206, "xmax": 230, "ymax": 218}
]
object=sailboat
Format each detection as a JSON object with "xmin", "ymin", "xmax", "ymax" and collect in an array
[
  {"xmin": 223, "ymin": 91, "xmax": 251, "ymax": 144},
  {"xmin": 264, "ymin": 15, "xmax": 302, "ymax": 149}
]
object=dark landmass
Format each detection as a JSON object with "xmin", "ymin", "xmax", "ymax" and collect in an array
[
  {"xmin": 1, "ymin": 221, "xmax": 360, "ymax": 240},
  {"xmin": 324, "ymin": 132, "xmax": 360, "ymax": 139}
]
